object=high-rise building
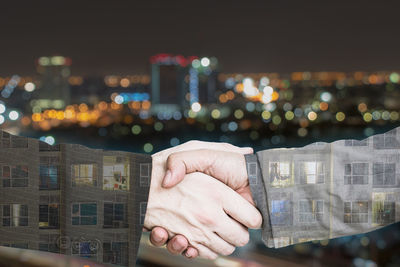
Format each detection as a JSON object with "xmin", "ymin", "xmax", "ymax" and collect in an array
[
  {"xmin": 150, "ymin": 54, "xmax": 193, "ymax": 112},
  {"xmin": 32, "ymin": 56, "xmax": 72, "ymax": 111},
  {"xmin": 150, "ymin": 54, "xmax": 219, "ymax": 115},
  {"xmin": 0, "ymin": 131, "xmax": 151, "ymax": 267}
]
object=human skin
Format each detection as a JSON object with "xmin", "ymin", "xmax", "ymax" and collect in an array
[
  {"xmin": 149, "ymin": 149, "xmax": 257, "ymax": 258},
  {"xmin": 145, "ymin": 142, "xmax": 261, "ymax": 259}
]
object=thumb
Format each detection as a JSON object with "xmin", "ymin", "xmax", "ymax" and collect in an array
[
  {"xmin": 161, "ymin": 158, "xmax": 186, "ymax": 188},
  {"xmin": 162, "ymin": 149, "xmax": 251, "ymax": 189}
]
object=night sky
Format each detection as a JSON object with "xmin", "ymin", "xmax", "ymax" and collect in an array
[{"xmin": 1, "ymin": 0, "xmax": 400, "ymax": 76}]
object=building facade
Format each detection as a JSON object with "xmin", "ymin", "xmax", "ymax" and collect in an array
[{"xmin": 0, "ymin": 131, "xmax": 151, "ymax": 267}]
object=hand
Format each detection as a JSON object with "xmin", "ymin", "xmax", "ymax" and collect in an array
[
  {"xmin": 149, "ymin": 148, "xmax": 259, "ymax": 259},
  {"xmin": 146, "ymin": 141, "xmax": 260, "ymax": 259},
  {"xmin": 145, "ymin": 152, "xmax": 262, "ymax": 259}
]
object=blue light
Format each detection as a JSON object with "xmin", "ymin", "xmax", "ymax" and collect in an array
[
  {"xmin": 189, "ymin": 68, "xmax": 199, "ymax": 104},
  {"xmin": 117, "ymin": 92, "xmax": 150, "ymax": 103}
]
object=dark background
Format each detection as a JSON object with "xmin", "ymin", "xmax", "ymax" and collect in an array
[{"xmin": 1, "ymin": 0, "xmax": 400, "ymax": 76}]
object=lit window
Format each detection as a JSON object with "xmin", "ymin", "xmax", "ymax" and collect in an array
[
  {"xmin": 72, "ymin": 203, "xmax": 97, "ymax": 225},
  {"xmin": 372, "ymin": 193, "xmax": 396, "ymax": 226},
  {"xmin": 269, "ymin": 162, "xmax": 293, "ymax": 187},
  {"xmin": 2, "ymin": 204, "xmax": 28, "ymax": 227},
  {"xmin": 103, "ymin": 156, "xmax": 129, "ymax": 191},
  {"xmin": 344, "ymin": 201, "xmax": 368, "ymax": 223},
  {"xmin": 271, "ymin": 200, "xmax": 292, "ymax": 226},
  {"xmin": 299, "ymin": 200, "xmax": 324, "ymax": 223},
  {"xmin": 299, "ymin": 162, "xmax": 325, "ymax": 184},
  {"xmin": 272, "ymin": 237, "xmax": 291, "ymax": 247},
  {"xmin": 344, "ymin": 162, "xmax": 369, "ymax": 185},
  {"xmin": 39, "ymin": 165, "xmax": 59, "ymax": 190},
  {"xmin": 72, "ymin": 241, "xmax": 98, "ymax": 260},
  {"xmin": 72, "ymin": 164, "xmax": 97, "ymax": 187}
]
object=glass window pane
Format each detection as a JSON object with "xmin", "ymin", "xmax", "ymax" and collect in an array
[{"xmin": 81, "ymin": 204, "xmax": 97, "ymax": 216}]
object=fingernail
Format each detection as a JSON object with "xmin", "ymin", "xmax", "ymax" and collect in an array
[
  {"xmin": 163, "ymin": 170, "xmax": 172, "ymax": 187},
  {"xmin": 172, "ymin": 241, "xmax": 182, "ymax": 251},
  {"xmin": 153, "ymin": 235, "xmax": 163, "ymax": 242},
  {"xmin": 185, "ymin": 251, "xmax": 192, "ymax": 258}
]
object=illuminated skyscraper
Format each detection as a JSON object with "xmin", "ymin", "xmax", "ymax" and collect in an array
[
  {"xmin": 150, "ymin": 54, "xmax": 219, "ymax": 115},
  {"xmin": 150, "ymin": 54, "xmax": 194, "ymax": 114},
  {"xmin": 33, "ymin": 56, "xmax": 72, "ymax": 111}
]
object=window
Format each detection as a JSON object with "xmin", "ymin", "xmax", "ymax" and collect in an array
[
  {"xmin": 1, "ymin": 166, "xmax": 10, "ymax": 187},
  {"xmin": 103, "ymin": 242, "xmax": 129, "ymax": 266},
  {"xmin": 372, "ymin": 193, "xmax": 396, "ymax": 225},
  {"xmin": 271, "ymin": 200, "xmax": 292, "ymax": 226},
  {"xmin": 373, "ymin": 129, "xmax": 400, "ymax": 149},
  {"xmin": 299, "ymin": 162, "xmax": 325, "ymax": 184},
  {"xmin": 140, "ymin": 163, "xmax": 150, "ymax": 187},
  {"xmin": 72, "ymin": 164, "xmax": 97, "ymax": 187},
  {"xmin": 72, "ymin": 241, "xmax": 97, "ymax": 260},
  {"xmin": 344, "ymin": 163, "xmax": 368, "ymax": 185},
  {"xmin": 269, "ymin": 162, "xmax": 293, "ymax": 187},
  {"xmin": 104, "ymin": 203, "xmax": 128, "ymax": 228},
  {"xmin": 1, "ymin": 132, "xmax": 10, "ymax": 148},
  {"xmin": 299, "ymin": 200, "xmax": 324, "ymax": 223},
  {"xmin": 11, "ymin": 136, "xmax": 28, "ymax": 148},
  {"xmin": 345, "ymin": 139, "xmax": 368, "ymax": 146},
  {"xmin": 373, "ymin": 163, "xmax": 396, "ymax": 186},
  {"xmin": 39, "ymin": 204, "xmax": 59, "ymax": 229},
  {"xmin": 247, "ymin": 162, "xmax": 258, "ymax": 185},
  {"xmin": 72, "ymin": 203, "xmax": 97, "ymax": 225},
  {"xmin": 39, "ymin": 142, "xmax": 60, "ymax": 151},
  {"xmin": 2, "ymin": 243, "xmax": 28, "ymax": 249},
  {"xmin": 103, "ymin": 156, "xmax": 129, "ymax": 191},
  {"xmin": 39, "ymin": 234, "xmax": 60, "ymax": 253},
  {"xmin": 140, "ymin": 202, "xmax": 147, "ymax": 225},
  {"xmin": 2, "ymin": 204, "xmax": 28, "ymax": 227},
  {"xmin": 344, "ymin": 201, "xmax": 368, "ymax": 223},
  {"xmin": 272, "ymin": 237, "xmax": 290, "ymax": 248},
  {"xmin": 39, "ymin": 165, "xmax": 59, "ymax": 190},
  {"xmin": 2, "ymin": 165, "xmax": 28, "ymax": 187}
]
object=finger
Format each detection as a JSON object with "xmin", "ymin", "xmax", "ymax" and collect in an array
[
  {"xmin": 214, "ymin": 212, "xmax": 250, "ymax": 247},
  {"xmin": 163, "ymin": 149, "xmax": 248, "ymax": 189},
  {"xmin": 184, "ymin": 247, "xmax": 199, "ymax": 259},
  {"xmin": 166, "ymin": 235, "xmax": 189, "ymax": 255},
  {"xmin": 150, "ymin": 227, "xmax": 169, "ymax": 247},
  {"xmin": 222, "ymin": 187, "xmax": 263, "ymax": 229},
  {"xmin": 201, "ymin": 232, "xmax": 235, "ymax": 256},
  {"xmin": 192, "ymin": 243, "xmax": 218, "ymax": 260}
]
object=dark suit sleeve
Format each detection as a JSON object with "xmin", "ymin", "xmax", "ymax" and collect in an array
[
  {"xmin": 246, "ymin": 127, "xmax": 400, "ymax": 248},
  {"xmin": 0, "ymin": 130, "xmax": 151, "ymax": 267}
]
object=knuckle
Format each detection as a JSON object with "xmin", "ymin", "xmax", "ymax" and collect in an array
[{"xmin": 194, "ymin": 212, "xmax": 216, "ymax": 227}]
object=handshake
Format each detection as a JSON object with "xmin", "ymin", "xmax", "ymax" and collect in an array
[{"xmin": 144, "ymin": 141, "xmax": 262, "ymax": 260}]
